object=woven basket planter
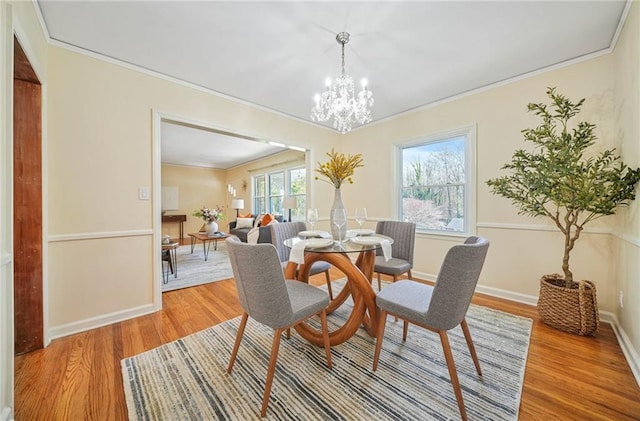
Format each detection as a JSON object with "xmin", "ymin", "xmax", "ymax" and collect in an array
[{"xmin": 537, "ymin": 274, "xmax": 599, "ymax": 336}]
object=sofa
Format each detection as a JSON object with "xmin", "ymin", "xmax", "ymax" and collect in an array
[{"xmin": 228, "ymin": 214, "xmax": 283, "ymax": 243}]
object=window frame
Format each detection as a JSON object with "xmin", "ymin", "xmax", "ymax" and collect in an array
[
  {"xmin": 267, "ymin": 171, "xmax": 285, "ymax": 215},
  {"xmin": 252, "ymin": 174, "xmax": 266, "ymax": 215},
  {"xmin": 251, "ymin": 164, "xmax": 307, "ymax": 218},
  {"xmin": 395, "ymin": 125, "xmax": 476, "ymax": 238}
]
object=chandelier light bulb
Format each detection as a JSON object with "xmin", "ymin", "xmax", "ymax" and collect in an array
[{"xmin": 310, "ymin": 32, "xmax": 373, "ymax": 134}]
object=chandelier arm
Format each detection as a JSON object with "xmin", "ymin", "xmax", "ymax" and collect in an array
[{"xmin": 341, "ymin": 41, "xmax": 346, "ymax": 76}]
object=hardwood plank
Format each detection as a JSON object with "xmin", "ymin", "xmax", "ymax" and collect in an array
[
  {"xmin": 50, "ymin": 331, "xmax": 96, "ymax": 420},
  {"xmin": 14, "ymin": 273, "xmax": 640, "ymax": 420}
]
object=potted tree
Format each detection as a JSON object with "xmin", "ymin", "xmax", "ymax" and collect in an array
[{"xmin": 486, "ymin": 87, "xmax": 640, "ymax": 336}]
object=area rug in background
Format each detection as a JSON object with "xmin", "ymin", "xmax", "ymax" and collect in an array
[
  {"xmin": 122, "ymin": 281, "xmax": 533, "ymax": 420},
  {"xmin": 162, "ymin": 244, "xmax": 233, "ymax": 292}
]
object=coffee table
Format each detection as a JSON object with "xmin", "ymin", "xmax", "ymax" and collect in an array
[{"xmin": 187, "ymin": 232, "xmax": 230, "ymax": 261}]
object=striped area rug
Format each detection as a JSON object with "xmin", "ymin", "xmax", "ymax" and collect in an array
[
  {"xmin": 122, "ymin": 281, "xmax": 532, "ymax": 420},
  {"xmin": 162, "ymin": 244, "xmax": 233, "ymax": 292}
]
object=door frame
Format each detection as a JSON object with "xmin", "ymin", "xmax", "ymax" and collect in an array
[
  {"xmin": 151, "ymin": 110, "xmax": 315, "ymax": 309},
  {"xmin": 12, "ymin": 25, "xmax": 48, "ymax": 347}
]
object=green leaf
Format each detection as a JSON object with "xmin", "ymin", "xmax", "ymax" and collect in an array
[{"xmin": 486, "ymin": 87, "xmax": 640, "ymax": 283}]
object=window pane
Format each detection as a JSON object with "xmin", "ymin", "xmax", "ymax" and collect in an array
[
  {"xmin": 402, "ymin": 136, "xmax": 465, "ymax": 186},
  {"xmin": 255, "ymin": 175, "xmax": 265, "ymax": 196},
  {"xmin": 252, "ymin": 175, "xmax": 266, "ymax": 214},
  {"xmin": 288, "ymin": 168, "xmax": 306, "ymax": 221},
  {"xmin": 254, "ymin": 197, "xmax": 266, "ymax": 214},
  {"xmin": 402, "ymin": 185, "xmax": 464, "ymax": 231},
  {"xmin": 269, "ymin": 172, "xmax": 284, "ymax": 215}
]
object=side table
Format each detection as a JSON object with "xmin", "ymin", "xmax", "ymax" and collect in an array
[{"xmin": 162, "ymin": 241, "xmax": 179, "ymax": 283}]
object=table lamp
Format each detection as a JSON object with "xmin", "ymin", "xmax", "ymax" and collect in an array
[
  {"xmin": 231, "ymin": 199, "xmax": 244, "ymax": 217},
  {"xmin": 283, "ymin": 197, "xmax": 297, "ymax": 222}
]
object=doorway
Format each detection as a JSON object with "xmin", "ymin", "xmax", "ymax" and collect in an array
[
  {"xmin": 153, "ymin": 113, "xmax": 310, "ymax": 305},
  {"xmin": 13, "ymin": 36, "xmax": 43, "ymax": 355}
]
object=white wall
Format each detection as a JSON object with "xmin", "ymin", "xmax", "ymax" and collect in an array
[
  {"xmin": 342, "ymin": 54, "xmax": 620, "ymax": 309},
  {"xmin": 613, "ymin": 1, "xmax": 640, "ymax": 379},
  {"xmin": 161, "ymin": 164, "xmax": 227, "ymax": 237},
  {"xmin": 46, "ymin": 44, "xmax": 336, "ymax": 338}
]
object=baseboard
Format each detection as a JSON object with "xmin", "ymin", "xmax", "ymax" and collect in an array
[
  {"xmin": 475, "ymin": 284, "xmax": 539, "ymax": 307},
  {"xmin": 411, "ymin": 270, "xmax": 436, "ymax": 283},
  {"xmin": 1, "ymin": 407, "xmax": 13, "ymax": 421},
  {"xmin": 609, "ymin": 315, "xmax": 640, "ymax": 387},
  {"xmin": 47, "ymin": 304, "xmax": 156, "ymax": 341}
]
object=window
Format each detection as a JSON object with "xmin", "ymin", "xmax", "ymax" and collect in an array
[
  {"xmin": 268, "ymin": 172, "xmax": 284, "ymax": 214},
  {"xmin": 252, "ymin": 164, "xmax": 308, "ymax": 218},
  {"xmin": 398, "ymin": 127, "xmax": 475, "ymax": 235},
  {"xmin": 287, "ymin": 167, "xmax": 306, "ymax": 221},
  {"xmin": 253, "ymin": 175, "xmax": 266, "ymax": 214}
]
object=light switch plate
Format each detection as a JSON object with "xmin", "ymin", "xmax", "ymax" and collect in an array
[{"xmin": 139, "ymin": 186, "xmax": 150, "ymax": 200}]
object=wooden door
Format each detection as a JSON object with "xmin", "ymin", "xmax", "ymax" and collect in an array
[{"xmin": 13, "ymin": 37, "xmax": 43, "ymax": 354}]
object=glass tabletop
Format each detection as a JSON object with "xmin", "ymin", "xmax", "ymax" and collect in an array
[{"xmin": 283, "ymin": 234, "xmax": 393, "ymax": 253}]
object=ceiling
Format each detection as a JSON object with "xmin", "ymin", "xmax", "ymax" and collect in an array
[
  {"xmin": 160, "ymin": 120, "xmax": 288, "ymax": 169},
  {"xmin": 36, "ymin": 1, "xmax": 628, "ymax": 168}
]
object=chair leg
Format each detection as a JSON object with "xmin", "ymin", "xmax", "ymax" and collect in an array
[
  {"xmin": 377, "ymin": 272, "xmax": 381, "ymax": 291},
  {"xmin": 227, "ymin": 313, "xmax": 249, "ymax": 374},
  {"xmin": 439, "ymin": 330, "xmax": 468, "ymax": 421},
  {"xmin": 407, "ymin": 269, "xmax": 412, "ymax": 280},
  {"xmin": 324, "ymin": 271, "xmax": 333, "ymax": 300},
  {"xmin": 461, "ymin": 319, "xmax": 482, "ymax": 376},
  {"xmin": 168, "ymin": 253, "xmax": 174, "ymax": 274},
  {"xmin": 319, "ymin": 309, "xmax": 332, "ymax": 369},
  {"xmin": 286, "ymin": 328, "xmax": 290, "ymax": 339},
  {"xmin": 163, "ymin": 250, "xmax": 174, "ymax": 274},
  {"xmin": 402, "ymin": 320, "xmax": 409, "ymax": 341},
  {"xmin": 261, "ymin": 328, "xmax": 283, "ymax": 417},
  {"xmin": 372, "ymin": 310, "xmax": 388, "ymax": 371},
  {"xmin": 162, "ymin": 260, "xmax": 169, "ymax": 284},
  {"xmin": 392, "ymin": 274, "xmax": 398, "ymax": 283}
]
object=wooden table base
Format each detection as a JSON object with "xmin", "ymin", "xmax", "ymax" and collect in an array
[{"xmin": 285, "ymin": 249, "xmax": 378, "ymax": 346}]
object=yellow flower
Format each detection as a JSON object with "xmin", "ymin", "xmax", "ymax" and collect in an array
[{"xmin": 314, "ymin": 149, "xmax": 364, "ymax": 188}]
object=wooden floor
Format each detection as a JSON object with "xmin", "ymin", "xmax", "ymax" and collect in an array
[{"xmin": 14, "ymin": 270, "xmax": 640, "ymax": 420}]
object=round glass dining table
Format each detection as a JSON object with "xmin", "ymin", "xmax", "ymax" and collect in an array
[{"xmin": 283, "ymin": 234, "xmax": 393, "ymax": 346}]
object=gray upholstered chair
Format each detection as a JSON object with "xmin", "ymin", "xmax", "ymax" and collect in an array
[
  {"xmin": 270, "ymin": 222, "xmax": 334, "ymax": 299},
  {"xmin": 373, "ymin": 220, "xmax": 416, "ymax": 290},
  {"xmin": 372, "ymin": 236, "xmax": 490, "ymax": 421},
  {"xmin": 225, "ymin": 236, "xmax": 333, "ymax": 417}
]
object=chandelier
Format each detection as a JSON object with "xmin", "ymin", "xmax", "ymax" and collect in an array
[{"xmin": 311, "ymin": 32, "xmax": 374, "ymax": 134}]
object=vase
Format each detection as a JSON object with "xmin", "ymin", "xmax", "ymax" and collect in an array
[
  {"xmin": 330, "ymin": 188, "xmax": 347, "ymax": 241},
  {"xmin": 204, "ymin": 221, "xmax": 218, "ymax": 235}
]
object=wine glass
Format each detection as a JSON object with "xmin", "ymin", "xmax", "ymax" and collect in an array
[
  {"xmin": 331, "ymin": 208, "xmax": 347, "ymax": 243},
  {"xmin": 306, "ymin": 208, "xmax": 318, "ymax": 231},
  {"xmin": 354, "ymin": 208, "xmax": 368, "ymax": 231}
]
